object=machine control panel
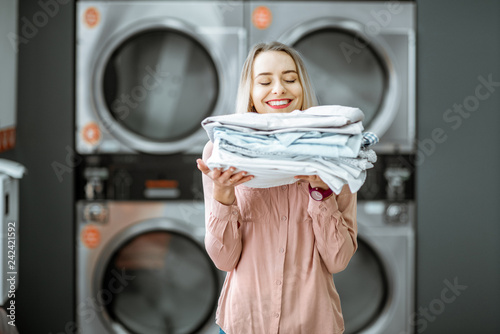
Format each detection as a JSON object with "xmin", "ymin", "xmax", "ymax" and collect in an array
[
  {"xmin": 76, "ymin": 154, "xmax": 203, "ymax": 201},
  {"xmin": 358, "ymin": 154, "xmax": 415, "ymax": 201}
]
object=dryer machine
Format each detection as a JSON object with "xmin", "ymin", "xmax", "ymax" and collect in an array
[
  {"xmin": 335, "ymin": 154, "xmax": 416, "ymax": 334},
  {"xmin": 76, "ymin": 154, "xmax": 225, "ymax": 334},
  {"xmin": 76, "ymin": 1, "xmax": 246, "ymax": 155},
  {"xmin": 247, "ymin": 1, "xmax": 416, "ymax": 153},
  {"xmin": 334, "ymin": 199, "xmax": 415, "ymax": 334}
]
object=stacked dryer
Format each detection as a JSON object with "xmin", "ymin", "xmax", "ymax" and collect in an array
[
  {"xmin": 75, "ymin": 1, "xmax": 416, "ymax": 333},
  {"xmin": 75, "ymin": 1, "xmax": 245, "ymax": 333},
  {"xmin": 246, "ymin": 2, "xmax": 416, "ymax": 333}
]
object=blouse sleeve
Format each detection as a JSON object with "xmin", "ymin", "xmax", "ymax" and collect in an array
[
  {"xmin": 201, "ymin": 142, "xmax": 243, "ymax": 272},
  {"xmin": 307, "ymin": 184, "xmax": 358, "ymax": 274}
]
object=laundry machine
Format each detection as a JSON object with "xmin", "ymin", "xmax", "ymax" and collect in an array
[
  {"xmin": 247, "ymin": 1, "xmax": 416, "ymax": 153},
  {"xmin": 76, "ymin": 154, "xmax": 225, "ymax": 334},
  {"xmin": 76, "ymin": 1, "xmax": 246, "ymax": 155},
  {"xmin": 334, "ymin": 199, "xmax": 415, "ymax": 334},
  {"xmin": 332, "ymin": 154, "xmax": 416, "ymax": 334}
]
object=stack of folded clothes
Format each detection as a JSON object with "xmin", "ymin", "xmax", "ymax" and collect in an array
[{"xmin": 201, "ymin": 105, "xmax": 378, "ymax": 194}]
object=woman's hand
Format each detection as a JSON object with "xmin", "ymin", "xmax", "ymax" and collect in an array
[
  {"xmin": 294, "ymin": 175, "xmax": 329, "ymax": 190},
  {"xmin": 197, "ymin": 159, "xmax": 254, "ymax": 205}
]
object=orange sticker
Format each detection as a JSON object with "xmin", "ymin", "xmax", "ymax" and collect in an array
[
  {"xmin": 82, "ymin": 122, "xmax": 101, "ymax": 146},
  {"xmin": 0, "ymin": 127, "xmax": 16, "ymax": 153},
  {"xmin": 145, "ymin": 180, "xmax": 179, "ymax": 189},
  {"xmin": 83, "ymin": 7, "xmax": 100, "ymax": 28},
  {"xmin": 81, "ymin": 225, "xmax": 101, "ymax": 249},
  {"xmin": 252, "ymin": 6, "xmax": 272, "ymax": 30}
]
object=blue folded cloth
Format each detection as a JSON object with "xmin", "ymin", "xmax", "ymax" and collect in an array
[
  {"xmin": 362, "ymin": 132, "xmax": 379, "ymax": 148},
  {"xmin": 213, "ymin": 127, "xmax": 362, "ymax": 159},
  {"xmin": 202, "ymin": 105, "xmax": 378, "ymax": 193}
]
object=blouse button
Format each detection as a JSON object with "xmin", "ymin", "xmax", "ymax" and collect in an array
[
  {"xmin": 276, "ymin": 280, "xmax": 282, "ymax": 285},
  {"xmin": 281, "ymin": 216, "xmax": 287, "ymax": 221},
  {"xmin": 274, "ymin": 312, "xmax": 280, "ymax": 318},
  {"xmin": 232, "ymin": 210, "xmax": 238, "ymax": 215},
  {"xmin": 279, "ymin": 247, "xmax": 284, "ymax": 253},
  {"xmin": 281, "ymin": 185, "xmax": 287, "ymax": 190}
]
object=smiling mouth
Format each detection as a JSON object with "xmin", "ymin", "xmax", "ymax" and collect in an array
[{"xmin": 266, "ymin": 99, "xmax": 292, "ymax": 109}]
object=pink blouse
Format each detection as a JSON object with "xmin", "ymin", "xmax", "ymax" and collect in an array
[{"xmin": 202, "ymin": 160, "xmax": 358, "ymax": 334}]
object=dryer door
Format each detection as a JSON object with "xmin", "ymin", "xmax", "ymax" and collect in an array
[
  {"xmin": 280, "ymin": 19, "xmax": 400, "ymax": 141},
  {"xmin": 90, "ymin": 21, "xmax": 221, "ymax": 154},
  {"xmin": 334, "ymin": 237, "xmax": 390, "ymax": 334},
  {"xmin": 96, "ymin": 219, "xmax": 220, "ymax": 334}
]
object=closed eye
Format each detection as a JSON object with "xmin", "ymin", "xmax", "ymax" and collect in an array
[
  {"xmin": 259, "ymin": 82, "xmax": 271, "ymax": 86},
  {"xmin": 285, "ymin": 80, "xmax": 296, "ymax": 83}
]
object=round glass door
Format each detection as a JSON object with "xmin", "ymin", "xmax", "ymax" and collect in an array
[
  {"xmin": 334, "ymin": 237, "xmax": 389, "ymax": 333},
  {"xmin": 293, "ymin": 28, "xmax": 388, "ymax": 127},
  {"xmin": 102, "ymin": 29, "xmax": 219, "ymax": 142},
  {"xmin": 102, "ymin": 231, "xmax": 219, "ymax": 334}
]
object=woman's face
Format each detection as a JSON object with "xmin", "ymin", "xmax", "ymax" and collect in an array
[{"xmin": 251, "ymin": 51, "xmax": 303, "ymax": 114}]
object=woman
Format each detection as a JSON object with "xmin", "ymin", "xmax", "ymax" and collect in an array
[{"xmin": 197, "ymin": 42, "xmax": 357, "ymax": 334}]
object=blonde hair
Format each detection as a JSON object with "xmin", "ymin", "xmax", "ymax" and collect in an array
[{"xmin": 235, "ymin": 41, "xmax": 318, "ymax": 114}]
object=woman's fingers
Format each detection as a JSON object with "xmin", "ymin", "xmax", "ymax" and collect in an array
[
  {"xmin": 227, "ymin": 170, "xmax": 249, "ymax": 184},
  {"xmin": 295, "ymin": 174, "xmax": 329, "ymax": 189},
  {"xmin": 213, "ymin": 167, "xmax": 223, "ymax": 179},
  {"xmin": 232, "ymin": 174, "xmax": 254, "ymax": 186},
  {"xmin": 196, "ymin": 159, "xmax": 253, "ymax": 186},
  {"xmin": 217, "ymin": 167, "xmax": 234, "ymax": 182},
  {"xmin": 214, "ymin": 168, "xmax": 253, "ymax": 186},
  {"xmin": 196, "ymin": 159, "xmax": 211, "ymax": 175}
]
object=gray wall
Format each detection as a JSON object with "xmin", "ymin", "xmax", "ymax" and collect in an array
[
  {"xmin": 416, "ymin": 0, "xmax": 500, "ymax": 333},
  {"xmin": 0, "ymin": 0, "xmax": 499, "ymax": 333},
  {"xmin": 0, "ymin": 1, "xmax": 76, "ymax": 333}
]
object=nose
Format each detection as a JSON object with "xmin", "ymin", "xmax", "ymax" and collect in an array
[{"xmin": 272, "ymin": 81, "xmax": 286, "ymax": 95}]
